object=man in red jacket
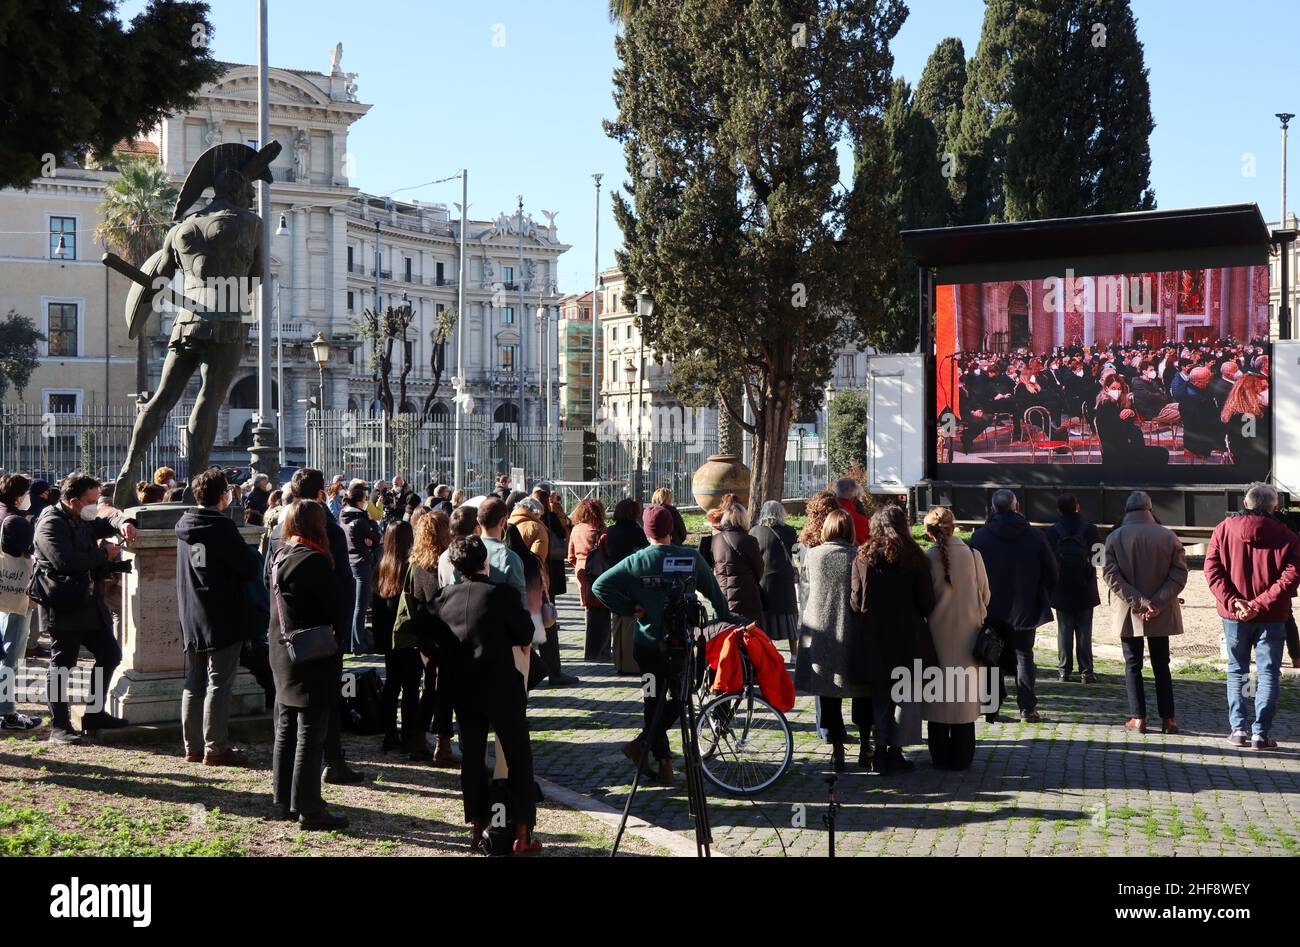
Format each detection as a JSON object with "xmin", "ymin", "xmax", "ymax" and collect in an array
[
  {"xmin": 1204, "ymin": 483, "xmax": 1300, "ymax": 750},
  {"xmin": 834, "ymin": 478, "xmax": 870, "ymax": 545}
]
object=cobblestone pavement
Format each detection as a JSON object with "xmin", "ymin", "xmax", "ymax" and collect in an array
[{"xmin": 531, "ymin": 591, "xmax": 1300, "ymax": 857}]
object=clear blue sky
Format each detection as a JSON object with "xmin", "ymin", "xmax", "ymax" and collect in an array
[{"xmin": 121, "ymin": 0, "xmax": 1298, "ymax": 294}]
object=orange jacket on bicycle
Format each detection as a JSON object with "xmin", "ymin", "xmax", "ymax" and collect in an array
[{"xmin": 705, "ymin": 624, "xmax": 795, "ymax": 713}]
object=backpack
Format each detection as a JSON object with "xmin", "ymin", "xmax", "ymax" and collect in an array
[
  {"xmin": 585, "ymin": 531, "xmax": 610, "ymax": 582},
  {"xmin": 1055, "ymin": 526, "xmax": 1093, "ymax": 592},
  {"xmin": 341, "ymin": 667, "xmax": 384, "ymax": 734}
]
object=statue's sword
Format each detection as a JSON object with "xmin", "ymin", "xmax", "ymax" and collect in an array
[{"xmin": 101, "ymin": 252, "xmax": 214, "ymax": 315}]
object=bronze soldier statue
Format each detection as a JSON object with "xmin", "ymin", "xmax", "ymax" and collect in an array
[{"xmin": 104, "ymin": 142, "xmax": 279, "ymax": 509}]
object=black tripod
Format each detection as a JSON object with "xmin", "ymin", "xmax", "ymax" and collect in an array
[{"xmin": 610, "ymin": 633, "xmax": 712, "ymax": 857}]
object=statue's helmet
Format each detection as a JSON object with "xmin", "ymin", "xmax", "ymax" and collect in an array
[{"xmin": 173, "ymin": 141, "xmax": 281, "ymax": 220}]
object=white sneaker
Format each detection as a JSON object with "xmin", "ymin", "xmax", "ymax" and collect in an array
[{"xmin": 0, "ymin": 713, "xmax": 43, "ymax": 731}]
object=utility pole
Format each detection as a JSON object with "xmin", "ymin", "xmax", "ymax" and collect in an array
[
  {"xmin": 1280, "ymin": 113, "xmax": 1295, "ymax": 340},
  {"xmin": 453, "ymin": 170, "xmax": 467, "ymax": 492}
]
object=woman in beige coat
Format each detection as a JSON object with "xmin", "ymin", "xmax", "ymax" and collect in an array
[{"xmin": 922, "ymin": 508, "xmax": 991, "ymax": 771}]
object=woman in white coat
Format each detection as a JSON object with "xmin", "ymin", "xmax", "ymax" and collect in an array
[{"xmin": 922, "ymin": 507, "xmax": 991, "ymax": 771}]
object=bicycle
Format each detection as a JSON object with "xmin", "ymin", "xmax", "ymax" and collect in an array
[{"xmin": 693, "ymin": 627, "xmax": 793, "ymax": 795}]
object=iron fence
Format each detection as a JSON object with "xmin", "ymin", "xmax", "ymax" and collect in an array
[{"xmin": 0, "ymin": 402, "xmax": 191, "ymax": 486}]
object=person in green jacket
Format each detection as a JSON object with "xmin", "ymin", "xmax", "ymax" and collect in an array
[{"xmin": 592, "ymin": 505, "xmax": 734, "ymax": 784}]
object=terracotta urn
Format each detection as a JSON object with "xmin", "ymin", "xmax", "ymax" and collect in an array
[{"xmin": 691, "ymin": 454, "xmax": 751, "ymax": 511}]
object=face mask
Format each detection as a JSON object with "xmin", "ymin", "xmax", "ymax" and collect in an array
[
  {"xmin": 16, "ymin": 494, "xmax": 30, "ymax": 512},
  {"xmin": 1028, "ymin": 375, "xmax": 1037, "ymax": 384},
  {"xmin": 1144, "ymin": 370, "xmax": 1156, "ymax": 380},
  {"xmin": 1260, "ymin": 390, "xmax": 1270, "ymax": 407},
  {"xmin": 1106, "ymin": 390, "xmax": 1121, "ymax": 401},
  {"xmin": 79, "ymin": 501, "xmax": 99, "ymax": 522},
  {"xmin": 973, "ymin": 368, "xmax": 981, "ymax": 375},
  {"xmin": 1074, "ymin": 370, "xmax": 1084, "ymax": 377}
]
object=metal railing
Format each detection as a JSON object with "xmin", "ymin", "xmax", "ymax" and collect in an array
[{"xmin": 0, "ymin": 402, "xmax": 193, "ymax": 486}]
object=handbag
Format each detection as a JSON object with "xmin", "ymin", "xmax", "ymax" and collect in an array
[
  {"xmin": 391, "ymin": 565, "xmax": 420, "ymax": 650},
  {"xmin": 972, "ymin": 618, "xmax": 1006, "ymax": 667},
  {"xmin": 0, "ymin": 552, "xmax": 34, "ymax": 616},
  {"xmin": 272, "ymin": 549, "xmax": 339, "ymax": 665}
]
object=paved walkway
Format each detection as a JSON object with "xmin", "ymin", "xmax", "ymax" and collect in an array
[{"xmin": 531, "ymin": 591, "xmax": 1300, "ymax": 857}]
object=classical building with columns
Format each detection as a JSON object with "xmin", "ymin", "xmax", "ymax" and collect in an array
[
  {"xmin": 949, "ymin": 266, "xmax": 1270, "ymax": 355},
  {"xmin": 0, "ymin": 49, "xmax": 569, "ymax": 469}
]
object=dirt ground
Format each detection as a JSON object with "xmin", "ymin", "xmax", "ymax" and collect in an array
[{"xmin": 0, "ymin": 729, "xmax": 666, "ymax": 857}]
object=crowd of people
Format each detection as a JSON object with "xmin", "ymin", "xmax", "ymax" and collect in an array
[
  {"xmin": 0, "ymin": 462, "xmax": 1297, "ymax": 854},
  {"xmin": 952, "ymin": 338, "xmax": 1271, "ymax": 476}
]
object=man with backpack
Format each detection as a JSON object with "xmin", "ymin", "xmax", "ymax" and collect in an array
[{"xmin": 1048, "ymin": 494, "xmax": 1101, "ymax": 684}]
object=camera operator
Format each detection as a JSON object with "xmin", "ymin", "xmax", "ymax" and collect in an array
[
  {"xmin": 592, "ymin": 505, "xmax": 734, "ymax": 784},
  {"xmin": 31, "ymin": 473, "xmax": 138, "ymax": 745}
]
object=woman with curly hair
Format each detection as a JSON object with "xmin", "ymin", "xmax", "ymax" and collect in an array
[
  {"xmin": 799, "ymin": 491, "xmax": 838, "ymax": 549},
  {"xmin": 849, "ymin": 505, "xmax": 935, "ymax": 775},
  {"xmin": 568, "ymin": 498, "xmax": 611, "ymax": 660}
]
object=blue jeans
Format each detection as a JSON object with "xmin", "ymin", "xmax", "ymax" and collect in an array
[
  {"xmin": 0, "ymin": 609, "xmax": 33, "ymax": 715},
  {"xmin": 351, "ymin": 564, "xmax": 374, "ymax": 654},
  {"xmin": 1223, "ymin": 620, "xmax": 1285, "ymax": 736}
]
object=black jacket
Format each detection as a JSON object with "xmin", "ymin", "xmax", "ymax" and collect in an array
[
  {"xmin": 849, "ymin": 555, "xmax": 935, "ymax": 685},
  {"xmin": 267, "ymin": 542, "xmax": 343, "ymax": 708},
  {"xmin": 429, "ymin": 574, "xmax": 534, "ymax": 705},
  {"xmin": 605, "ymin": 519, "xmax": 649, "ymax": 566},
  {"xmin": 710, "ymin": 526, "xmax": 765, "ymax": 623},
  {"xmin": 339, "ymin": 505, "xmax": 382, "ymax": 569},
  {"xmin": 31, "ymin": 502, "xmax": 131, "ymax": 633},
  {"xmin": 750, "ymin": 523, "xmax": 798, "ymax": 616},
  {"xmin": 175, "ymin": 507, "xmax": 260, "ymax": 651},
  {"xmin": 1046, "ymin": 512, "xmax": 1102, "ymax": 611},
  {"xmin": 968, "ymin": 511, "xmax": 1058, "ymax": 631}
]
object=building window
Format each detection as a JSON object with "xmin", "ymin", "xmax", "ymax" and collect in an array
[
  {"xmin": 502, "ymin": 265, "xmax": 514, "ymax": 285},
  {"xmin": 840, "ymin": 354, "xmax": 855, "ymax": 380},
  {"xmin": 46, "ymin": 391, "xmax": 81, "ymax": 415},
  {"xmin": 436, "ymin": 261, "xmax": 445, "ymax": 285},
  {"xmin": 609, "ymin": 359, "xmax": 619, "ymax": 383},
  {"xmin": 347, "ymin": 291, "xmax": 355, "ymax": 312},
  {"xmin": 500, "ymin": 345, "xmax": 516, "ymax": 372},
  {"xmin": 49, "ymin": 216, "xmax": 76, "ymax": 260},
  {"xmin": 347, "ymin": 246, "xmax": 354, "ymax": 272},
  {"xmin": 502, "ymin": 306, "xmax": 514, "ymax": 324},
  {"xmin": 404, "ymin": 257, "xmax": 413, "ymax": 282},
  {"xmin": 47, "ymin": 302, "xmax": 78, "ymax": 356}
]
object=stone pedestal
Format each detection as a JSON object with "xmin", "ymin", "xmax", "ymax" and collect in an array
[{"xmin": 106, "ymin": 505, "xmax": 266, "ymax": 725}]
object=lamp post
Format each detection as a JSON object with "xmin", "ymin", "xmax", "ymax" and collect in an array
[
  {"xmin": 591, "ymin": 173, "xmax": 603, "ymax": 428},
  {"xmin": 824, "ymin": 383, "xmax": 834, "ymax": 482},
  {"xmin": 635, "ymin": 291, "xmax": 654, "ymax": 503},
  {"xmin": 453, "ymin": 171, "xmax": 468, "ymax": 492},
  {"xmin": 311, "ymin": 331, "xmax": 331, "ymax": 468},
  {"xmin": 249, "ymin": 0, "xmax": 280, "ymax": 482},
  {"xmin": 1280, "ymin": 113, "xmax": 1295, "ymax": 340},
  {"xmin": 516, "ymin": 195, "xmax": 526, "ymax": 431}
]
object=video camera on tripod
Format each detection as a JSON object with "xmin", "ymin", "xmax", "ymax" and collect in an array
[{"xmin": 638, "ymin": 556, "xmax": 707, "ymax": 650}]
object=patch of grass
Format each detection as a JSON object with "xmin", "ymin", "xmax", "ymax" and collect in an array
[{"xmin": 0, "ymin": 803, "xmax": 246, "ymax": 857}]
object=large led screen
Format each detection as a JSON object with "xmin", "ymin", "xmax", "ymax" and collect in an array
[{"xmin": 934, "ymin": 265, "xmax": 1271, "ymax": 484}]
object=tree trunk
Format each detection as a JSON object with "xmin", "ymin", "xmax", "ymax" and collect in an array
[
  {"xmin": 747, "ymin": 374, "xmax": 795, "ymax": 521},
  {"xmin": 717, "ymin": 392, "xmax": 742, "ymax": 457}
]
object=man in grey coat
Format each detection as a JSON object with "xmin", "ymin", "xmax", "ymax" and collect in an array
[{"xmin": 1102, "ymin": 491, "xmax": 1187, "ymax": 735}]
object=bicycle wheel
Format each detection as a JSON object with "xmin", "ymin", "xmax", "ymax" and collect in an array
[{"xmin": 695, "ymin": 688, "xmax": 792, "ymax": 795}]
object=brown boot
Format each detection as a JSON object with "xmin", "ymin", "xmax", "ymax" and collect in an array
[
  {"xmin": 1124, "ymin": 717, "xmax": 1147, "ymax": 734},
  {"xmin": 203, "ymin": 748, "xmax": 250, "ymax": 767},
  {"xmin": 1161, "ymin": 718, "xmax": 1179, "ymax": 735},
  {"xmin": 657, "ymin": 755, "xmax": 675, "ymax": 786},
  {"xmin": 622, "ymin": 735, "xmax": 648, "ymax": 764},
  {"xmin": 432, "ymin": 733, "xmax": 461, "ymax": 767}
]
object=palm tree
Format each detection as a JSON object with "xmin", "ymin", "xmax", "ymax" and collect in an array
[
  {"xmin": 609, "ymin": 0, "xmax": 639, "ymax": 24},
  {"xmin": 96, "ymin": 154, "xmax": 178, "ymax": 402}
]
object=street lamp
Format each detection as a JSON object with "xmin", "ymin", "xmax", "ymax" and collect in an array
[
  {"xmin": 633, "ymin": 291, "xmax": 654, "ymax": 503},
  {"xmin": 311, "ymin": 331, "xmax": 331, "ymax": 468}
]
